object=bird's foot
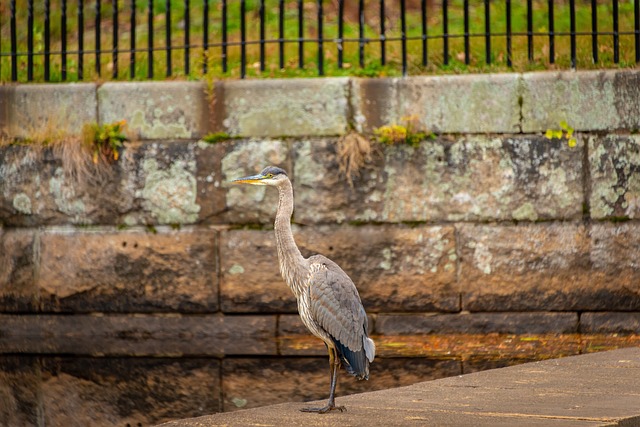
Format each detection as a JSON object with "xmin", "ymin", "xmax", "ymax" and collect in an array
[{"xmin": 300, "ymin": 404, "xmax": 346, "ymax": 414}]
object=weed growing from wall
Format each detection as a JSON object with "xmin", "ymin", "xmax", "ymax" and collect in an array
[
  {"xmin": 545, "ymin": 120, "xmax": 577, "ymax": 147},
  {"xmin": 202, "ymin": 132, "xmax": 231, "ymax": 144},
  {"xmin": 82, "ymin": 120, "xmax": 128, "ymax": 164},
  {"xmin": 374, "ymin": 116, "xmax": 433, "ymax": 147},
  {"xmin": 336, "ymin": 131, "xmax": 373, "ymax": 188}
]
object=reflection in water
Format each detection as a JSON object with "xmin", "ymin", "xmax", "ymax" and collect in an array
[
  {"xmin": 0, "ymin": 355, "xmax": 467, "ymax": 426},
  {"xmin": 2, "ymin": 332, "xmax": 638, "ymax": 426}
]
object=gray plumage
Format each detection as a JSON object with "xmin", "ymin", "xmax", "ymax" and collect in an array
[{"xmin": 233, "ymin": 166, "xmax": 375, "ymax": 413}]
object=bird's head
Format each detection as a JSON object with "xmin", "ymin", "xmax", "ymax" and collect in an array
[{"xmin": 232, "ymin": 166, "xmax": 289, "ymax": 187}]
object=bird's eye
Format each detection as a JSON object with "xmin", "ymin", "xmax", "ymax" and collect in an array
[{"xmin": 265, "ymin": 173, "xmax": 273, "ymax": 178}]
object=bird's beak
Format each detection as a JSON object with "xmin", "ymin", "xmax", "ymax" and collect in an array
[{"xmin": 232, "ymin": 173, "xmax": 268, "ymax": 185}]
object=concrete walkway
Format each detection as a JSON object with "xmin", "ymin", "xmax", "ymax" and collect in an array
[{"xmin": 158, "ymin": 348, "xmax": 640, "ymax": 427}]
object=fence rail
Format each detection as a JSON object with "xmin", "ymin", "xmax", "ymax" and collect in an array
[{"xmin": 1, "ymin": 0, "xmax": 640, "ymax": 83}]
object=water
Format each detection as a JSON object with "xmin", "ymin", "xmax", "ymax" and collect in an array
[{"xmin": 3, "ymin": 332, "xmax": 636, "ymax": 427}]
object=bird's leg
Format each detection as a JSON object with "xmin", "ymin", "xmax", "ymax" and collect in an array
[
  {"xmin": 301, "ymin": 347, "xmax": 346, "ymax": 414},
  {"xmin": 326, "ymin": 354, "xmax": 346, "ymax": 411}
]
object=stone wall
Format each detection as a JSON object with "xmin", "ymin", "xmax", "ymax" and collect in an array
[{"xmin": 1, "ymin": 71, "xmax": 640, "ymax": 426}]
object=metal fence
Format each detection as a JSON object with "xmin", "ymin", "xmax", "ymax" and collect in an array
[{"xmin": 1, "ymin": 0, "xmax": 640, "ymax": 82}]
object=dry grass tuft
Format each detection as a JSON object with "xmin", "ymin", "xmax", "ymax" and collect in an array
[
  {"xmin": 0, "ymin": 116, "xmax": 67, "ymax": 148},
  {"xmin": 56, "ymin": 136, "xmax": 117, "ymax": 184},
  {"xmin": 0, "ymin": 117, "xmax": 124, "ymax": 185},
  {"xmin": 336, "ymin": 131, "xmax": 374, "ymax": 188}
]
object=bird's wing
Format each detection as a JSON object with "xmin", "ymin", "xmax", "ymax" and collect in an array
[{"xmin": 307, "ymin": 255, "xmax": 368, "ymax": 353}]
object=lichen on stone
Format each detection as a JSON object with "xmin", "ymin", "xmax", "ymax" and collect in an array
[
  {"xmin": 12, "ymin": 193, "xmax": 32, "ymax": 215},
  {"xmin": 130, "ymin": 109, "xmax": 191, "ymax": 139},
  {"xmin": 49, "ymin": 167, "xmax": 87, "ymax": 222},
  {"xmin": 512, "ymin": 202, "xmax": 538, "ymax": 221},
  {"xmin": 140, "ymin": 158, "xmax": 200, "ymax": 224},
  {"xmin": 222, "ymin": 139, "xmax": 288, "ymax": 222},
  {"xmin": 472, "ymin": 241, "xmax": 493, "ymax": 275},
  {"xmin": 590, "ymin": 135, "xmax": 640, "ymax": 219},
  {"xmin": 378, "ymin": 247, "xmax": 393, "ymax": 271},
  {"xmin": 229, "ymin": 264, "xmax": 245, "ymax": 275}
]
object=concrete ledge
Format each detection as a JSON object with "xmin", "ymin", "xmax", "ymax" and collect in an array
[{"xmin": 157, "ymin": 348, "xmax": 640, "ymax": 427}]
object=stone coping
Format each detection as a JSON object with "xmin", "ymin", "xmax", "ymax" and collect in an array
[{"xmin": 1, "ymin": 70, "xmax": 639, "ymax": 138}]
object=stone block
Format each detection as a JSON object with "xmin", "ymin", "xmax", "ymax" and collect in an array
[
  {"xmin": 98, "ymin": 81, "xmax": 210, "ymax": 139},
  {"xmin": 589, "ymin": 134, "xmax": 640, "ymax": 220},
  {"xmin": 37, "ymin": 228, "xmax": 217, "ymax": 312},
  {"xmin": 589, "ymin": 223, "xmax": 640, "ymax": 307},
  {"xmin": 40, "ymin": 357, "xmax": 220, "ymax": 426},
  {"xmin": 279, "ymin": 314, "xmax": 312, "ymax": 336},
  {"xmin": 219, "ymin": 138, "xmax": 291, "ymax": 224},
  {"xmin": 0, "ymin": 83, "xmax": 97, "ymax": 138},
  {"xmin": 521, "ymin": 70, "xmax": 620, "ymax": 132},
  {"xmin": 0, "ymin": 356, "xmax": 41, "ymax": 427},
  {"xmin": 220, "ymin": 224, "xmax": 459, "ymax": 313},
  {"xmin": 123, "ymin": 142, "xmax": 201, "ymax": 225},
  {"xmin": 350, "ymin": 78, "xmax": 399, "ymax": 133},
  {"xmin": 295, "ymin": 224, "xmax": 459, "ymax": 312},
  {"xmin": 376, "ymin": 312, "xmax": 578, "ymax": 335},
  {"xmin": 219, "ymin": 229, "xmax": 296, "ymax": 313},
  {"xmin": 222, "ymin": 357, "xmax": 460, "ymax": 412},
  {"xmin": 459, "ymin": 223, "xmax": 640, "ymax": 311},
  {"xmin": 294, "ymin": 136, "xmax": 583, "ymax": 224},
  {"xmin": 373, "ymin": 334, "xmax": 584, "ymax": 360},
  {"xmin": 459, "ymin": 223, "xmax": 588, "ymax": 311},
  {"xmin": 194, "ymin": 141, "xmax": 230, "ymax": 223},
  {"xmin": 0, "ymin": 229, "xmax": 38, "ymax": 312},
  {"xmin": 0, "ymin": 144, "xmax": 135, "ymax": 226},
  {"xmin": 396, "ymin": 74, "xmax": 521, "ymax": 133},
  {"xmin": 613, "ymin": 70, "xmax": 640, "ymax": 130},
  {"xmin": 277, "ymin": 315, "xmax": 326, "ymax": 356},
  {"xmin": 122, "ymin": 141, "xmax": 203, "ymax": 225},
  {"xmin": 581, "ymin": 312, "xmax": 640, "ymax": 334},
  {"xmin": 0, "ymin": 142, "xmax": 215, "ymax": 227},
  {"xmin": 221, "ymin": 78, "xmax": 349, "ymax": 137},
  {"xmin": 0, "ymin": 314, "xmax": 276, "ymax": 356}
]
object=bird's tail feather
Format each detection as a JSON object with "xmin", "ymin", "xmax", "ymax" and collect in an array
[{"xmin": 334, "ymin": 340, "xmax": 370, "ymax": 380}]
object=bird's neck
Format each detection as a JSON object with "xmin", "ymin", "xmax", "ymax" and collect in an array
[{"xmin": 275, "ymin": 179, "xmax": 307, "ymax": 298}]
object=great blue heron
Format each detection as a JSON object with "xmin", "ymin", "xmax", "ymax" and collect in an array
[{"xmin": 233, "ymin": 166, "xmax": 376, "ymax": 413}]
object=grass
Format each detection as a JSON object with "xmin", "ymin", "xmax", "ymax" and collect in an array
[{"xmin": 1, "ymin": 0, "xmax": 639, "ymax": 83}]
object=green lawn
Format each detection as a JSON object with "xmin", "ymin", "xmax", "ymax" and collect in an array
[{"xmin": 1, "ymin": 0, "xmax": 638, "ymax": 82}]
